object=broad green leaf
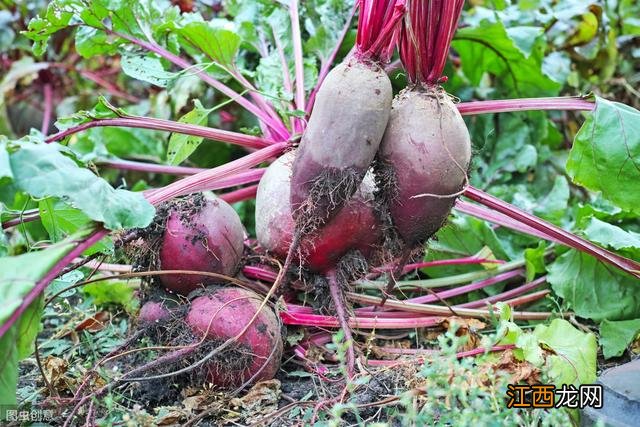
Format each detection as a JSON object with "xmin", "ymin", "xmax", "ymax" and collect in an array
[
  {"xmin": 548, "ymin": 250, "xmax": 640, "ymax": 322},
  {"xmin": 177, "ymin": 22, "xmax": 240, "ymax": 67},
  {"xmin": 581, "ymin": 217, "xmax": 640, "ymax": 258},
  {"xmin": 47, "ymin": 271, "xmax": 84, "ymax": 299},
  {"xmin": 83, "ymin": 281, "xmax": 139, "ymax": 314},
  {"xmin": 505, "ymin": 26, "xmax": 544, "ymax": 57},
  {"xmin": 425, "ymin": 215, "xmax": 509, "ymax": 278},
  {"xmin": 121, "ymin": 54, "xmax": 180, "ymax": 88},
  {"xmin": 599, "ymin": 319, "xmax": 640, "ymax": 359},
  {"xmin": 567, "ymin": 97, "xmax": 640, "ymax": 214},
  {"xmin": 524, "ymin": 241, "xmax": 546, "ymax": 282},
  {"xmin": 16, "ymin": 296, "xmax": 43, "ymax": 359},
  {"xmin": 75, "ymin": 25, "xmax": 119, "ymax": 58},
  {"xmin": 0, "ymin": 239, "xmax": 74, "ymax": 326},
  {"xmin": 452, "ymin": 20, "xmax": 561, "ymax": 97},
  {"xmin": 39, "ymin": 198, "xmax": 113, "ymax": 255},
  {"xmin": 0, "ymin": 326, "xmax": 18, "ymax": 406},
  {"xmin": 0, "ymin": 144, "xmax": 11, "ymax": 184},
  {"xmin": 24, "ymin": 0, "xmax": 75, "ymax": 56},
  {"xmin": 167, "ymin": 100, "xmax": 213, "ymax": 165},
  {"xmin": 533, "ymin": 175, "xmax": 570, "ymax": 225},
  {"xmin": 9, "ymin": 140, "xmax": 154, "ymax": 230},
  {"xmin": 534, "ymin": 319, "xmax": 597, "ymax": 385}
]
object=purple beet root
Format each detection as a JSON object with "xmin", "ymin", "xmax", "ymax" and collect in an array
[
  {"xmin": 159, "ymin": 194, "xmax": 245, "ymax": 295},
  {"xmin": 185, "ymin": 288, "xmax": 283, "ymax": 388},
  {"xmin": 256, "ymin": 152, "xmax": 382, "ymax": 273}
]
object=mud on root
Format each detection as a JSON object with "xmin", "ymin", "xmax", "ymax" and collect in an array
[
  {"xmin": 294, "ymin": 167, "xmax": 362, "ymax": 236},
  {"xmin": 120, "ymin": 194, "xmax": 208, "ymax": 287}
]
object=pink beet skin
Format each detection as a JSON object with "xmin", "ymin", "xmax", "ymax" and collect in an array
[
  {"xmin": 138, "ymin": 301, "xmax": 170, "ymax": 324},
  {"xmin": 185, "ymin": 288, "xmax": 283, "ymax": 388},
  {"xmin": 159, "ymin": 196, "xmax": 245, "ymax": 295}
]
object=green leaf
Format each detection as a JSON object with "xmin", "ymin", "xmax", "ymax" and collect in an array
[
  {"xmin": 0, "ymin": 326, "xmax": 18, "ymax": 406},
  {"xmin": 0, "ymin": 239, "xmax": 74, "ymax": 326},
  {"xmin": 534, "ymin": 319, "xmax": 597, "ymax": 385},
  {"xmin": 177, "ymin": 22, "xmax": 240, "ymax": 67},
  {"xmin": 8, "ymin": 140, "xmax": 154, "ymax": 230},
  {"xmin": 39, "ymin": 198, "xmax": 113, "ymax": 255},
  {"xmin": 75, "ymin": 25, "xmax": 119, "ymax": 58},
  {"xmin": 83, "ymin": 281, "xmax": 138, "ymax": 314},
  {"xmin": 533, "ymin": 176, "xmax": 570, "ymax": 225},
  {"xmin": 567, "ymin": 97, "xmax": 640, "ymax": 214},
  {"xmin": 24, "ymin": 0, "xmax": 75, "ymax": 56},
  {"xmin": 167, "ymin": 100, "xmax": 213, "ymax": 165},
  {"xmin": 121, "ymin": 53, "xmax": 180, "ymax": 88},
  {"xmin": 0, "ymin": 144, "xmax": 12, "ymax": 185},
  {"xmin": 425, "ymin": 215, "xmax": 509, "ymax": 278},
  {"xmin": 548, "ymin": 250, "xmax": 640, "ymax": 322},
  {"xmin": 16, "ymin": 296, "xmax": 43, "ymax": 359},
  {"xmin": 524, "ymin": 241, "xmax": 546, "ymax": 282},
  {"xmin": 599, "ymin": 319, "xmax": 640, "ymax": 359},
  {"xmin": 581, "ymin": 217, "xmax": 640, "ymax": 257},
  {"xmin": 452, "ymin": 20, "xmax": 561, "ymax": 97}
]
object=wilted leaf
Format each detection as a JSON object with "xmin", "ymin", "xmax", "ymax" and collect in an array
[{"xmin": 534, "ymin": 319, "xmax": 597, "ymax": 385}]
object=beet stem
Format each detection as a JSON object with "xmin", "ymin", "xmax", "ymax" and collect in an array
[{"xmin": 327, "ymin": 269, "xmax": 356, "ymax": 379}]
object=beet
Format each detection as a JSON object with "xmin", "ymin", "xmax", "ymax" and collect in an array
[
  {"xmin": 185, "ymin": 288, "xmax": 282, "ymax": 388},
  {"xmin": 290, "ymin": 60, "xmax": 393, "ymax": 231},
  {"xmin": 377, "ymin": 88, "xmax": 471, "ymax": 247},
  {"xmin": 138, "ymin": 301, "xmax": 170, "ymax": 324},
  {"xmin": 159, "ymin": 194, "xmax": 245, "ymax": 295},
  {"xmin": 256, "ymin": 152, "xmax": 382, "ymax": 273}
]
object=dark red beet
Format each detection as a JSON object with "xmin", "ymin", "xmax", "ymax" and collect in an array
[
  {"xmin": 139, "ymin": 301, "xmax": 170, "ymax": 324},
  {"xmin": 377, "ymin": 88, "xmax": 471, "ymax": 247},
  {"xmin": 185, "ymin": 288, "xmax": 282, "ymax": 388},
  {"xmin": 290, "ymin": 60, "xmax": 392, "ymax": 230},
  {"xmin": 256, "ymin": 152, "xmax": 381, "ymax": 273},
  {"xmin": 159, "ymin": 194, "xmax": 245, "ymax": 295}
]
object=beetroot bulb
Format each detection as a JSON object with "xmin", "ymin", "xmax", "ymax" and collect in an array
[
  {"xmin": 185, "ymin": 287, "xmax": 283, "ymax": 388},
  {"xmin": 376, "ymin": 0, "xmax": 471, "ymax": 298},
  {"xmin": 158, "ymin": 193, "xmax": 245, "ymax": 295},
  {"xmin": 290, "ymin": 0, "xmax": 405, "ymax": 236},
  {"xmin": 255, "ymin": 151, "xmax": 382, "ymax": 274}
]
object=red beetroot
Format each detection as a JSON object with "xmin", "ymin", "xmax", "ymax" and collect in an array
[
  {"xmin": 377, "ymin": 0, "xmax": 470, "ymax": 248},
  {"xmin": 255, "ymin": 152, "xmax": 381, "ymax": 273},
  {"xmin": 378, "ymin": 89, "xmax": 471, "ymax": 246},
  {"xmin": 159, "ymin": 194, "xmax": 245, "ymax": 295},
  {"xmin": 185, "ymin": 288, "xmax": 282, "ymax": 388},
  {"xmin": 138, "ymin": 301, "xmax": 170, "ymax": 324},
  {"xmin": 290, "ymin": 0, "xmax": 404, "ymax": 232}
]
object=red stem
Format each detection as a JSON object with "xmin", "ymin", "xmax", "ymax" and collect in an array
[
  {"xmin": 219, "ymin": 184, "xmax": 258, "ymax": 204},
  {"xmin": 41, "ymin": 83, "xmax": 54, "ymax": 135},
  {"xmin": 455, "ymin": 200, "xmax": 561, "ymax": 244},
  {"xmin": 45, "ymin": 116, "xmax": 273, "ymax": 149},
  {"xmin": 464, "ymin": 186, "xmax": 640, "ymax": 279},
  {"xmin": 305, "ymin": 7, "xmax": 356, "ymax": 114},
  {"xmin": 289, "ymin": 0, "xmax": 306, "ymax": 118},
  {"xmin": 97, "ymin": 159, "xmax": 207, "ymax": 175},
  {"xmin": 460, "ymin": 276, "xmax": 547, "ymax": 308},
  {"xmin": 105, "ymin": 29, "xmax": 290, "ymax": 141},
  {"xmin": 146, "ymin": 142, "xmax": 287, "ymax": 204},
  {"xmin": 457, "ymin": 97, "xmax": 594, "ymax": 116},
  {"xmin": 2, "ymin": 211, "xmax": 41, "ymax": 230}
]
